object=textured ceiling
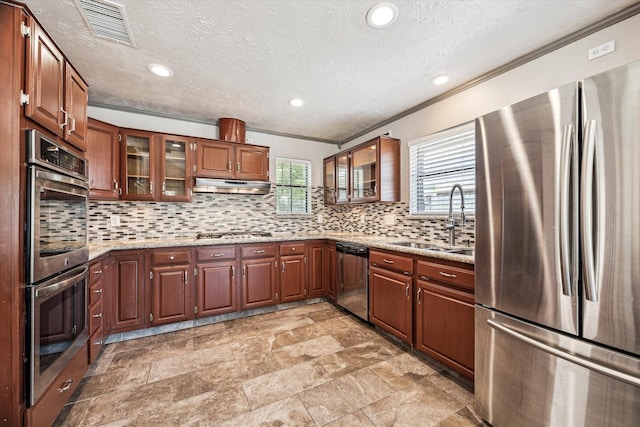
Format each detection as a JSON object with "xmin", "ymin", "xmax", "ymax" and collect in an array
[{"xmin": 24, "ymin": 0, "xmax": 636, "ymax": 143}]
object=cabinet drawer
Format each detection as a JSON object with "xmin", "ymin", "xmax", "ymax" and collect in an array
[
  {"xmin": 416, "ymin": 260, "xmax": 474, "ymax": 291},
  {"xmin": 89, "ymin": 261, "xmax": 103, "ymax": 285},
  {"xmin": 370, "ymin": 250, "xmax": 414, "ymax": 275},
  {"xmin": 89, "ymin": 329, "xmax": 104, "ymax": 365},
  {"xmin": 89, "ymin": 299, "xmax": 103, "ymax": 335},
  {"xmin": 280, "ymin": 242, "xmax": 305, "ymax": 255},
  {"xmin": 89, "ymin": 280, "xmax": 104, "ymax": 307},
  {"xmin": 240, "ymin": 243, "xmax": 278, "ymax": 259},
  {"xmin": 152, "ymin": 249, "xmax": 191, "ymax": 265},
  {"xmin": 197, "ymin": 245, "xmax": 236, "ymax": 261}
]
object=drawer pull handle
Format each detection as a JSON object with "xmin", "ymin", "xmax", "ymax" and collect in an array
[
  {"xmin": 254, "ymin": 250, "xmax": 265, "ymax": 254},
  {"xmin": 58, "ymin": 379, "xmax": 73, "ymax": 393},
  {"xmin": 92, "ymin": 289, "xmax": 103, "ymax": 294},
  {"xmin": 212, "ymin": 253, "xmax": 223, "ymax": 257},
  {"xmin": 439, "ymin": 271, "xmax": 457, "ymax": 279},
  {"xmin": 417, "ymin": 288, "xmax": 423, "ymax": 304},
  {"xmin": 92, "ymin": 313, "xmax": 103, "ymax": 318},
  {"xmin": 93, "ymin": 340, "xmax": 103, "ymax": 346},
  {"xmin": 93, "ymin": 269, "xmax": 103, "ymax": 274},
  {"xmin": 382, "ymin": 259, "xmax": 394, "ymax": 264},
  {"xmin": 419, "ymin": 275, "xmax": 429, "ymax": 281}
]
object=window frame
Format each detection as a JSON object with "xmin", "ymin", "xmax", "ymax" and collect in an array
[
  {"xmin": 275, "ymin": 157, "xmax": 312, "ymax": 215},
  {"xmin": 408, "ymin": 122, "xmax": 475, "ymax": 217}
]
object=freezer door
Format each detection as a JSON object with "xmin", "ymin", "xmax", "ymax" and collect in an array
[
  {"xmin": 475, "ymin": 306, "xmax": 640, "ymax": 427},
  {"xmin": 581, "ymin": 61, "xmax": 640, "ymax": 356},
  {"xmin": 475, "ymin": 83, "xmax": 579, "ymax": 334}
]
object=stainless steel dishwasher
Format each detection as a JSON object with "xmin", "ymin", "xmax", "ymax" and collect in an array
[{"xmin": 335, "ymin": 242, "xmax": 369, "ymax": 321}]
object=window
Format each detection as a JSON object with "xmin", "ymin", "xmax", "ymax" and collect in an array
[
  {"xmin": 409, "ymin": 122, "xmax": 475, "ymax": 215},
  {"xmin": 275, "ymin": 158, "xmax": 311, "ymax": 214}
]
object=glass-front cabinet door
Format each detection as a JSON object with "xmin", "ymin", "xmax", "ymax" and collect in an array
[
  {"xmin": 160, "ymin": 135, "xmax": 191, "ymax": 201},
  {"xmin": 350, "ymin": 141, "xmax": 378, "ymax": 202},
  {"xmin": 336, "ymin": 153, "xmax": 349, "ymax": 203},
  {"xmin": 323, "ymin": 157, "xmax": 336, "ymax": 205},
  {"xmin": 121, "ymin": 129, "xmax": 155, "ymax": 200}
]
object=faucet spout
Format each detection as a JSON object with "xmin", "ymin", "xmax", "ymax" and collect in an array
[{"xmin": 446, "ymin": 184, "xmax": 465, "ymax": 245}]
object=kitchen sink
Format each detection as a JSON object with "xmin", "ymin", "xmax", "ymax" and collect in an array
[
  {"xmin": 389, "ymin": 241, "xmax": 441, "ymax": 249},
  {"xmin": 445, "ymin": 248, "xmax": 475, "ymax": 256}
]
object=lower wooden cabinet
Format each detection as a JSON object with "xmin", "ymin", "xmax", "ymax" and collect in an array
[
  {"xmin": 109, "ymin": 251, "xmax": 147, "ymax": 333},
  {"xmin": 280, "ymin": 254, "xmax": 306, "ymax": 303},
  {"xmin": 308, "ymin": 241, "xmax": 325, "ymax": 298},
  {"xmin": 241, "ymin": 257, "xmax": 279, "ymax": 310},
  {"xmin": 325, "ymin": 242, "xmax": 337, "ymax": 301},
  {"xmin": 151, "ymin": 265, "xmax": 192, "ymax": 325},
  {"xmin": 369, "ymin": 265, "xmax": 413, "ymax": 344},
  {"xmin": 414, "ymin": 259, "xmax": 475, "ymax": 380},
  {"xmin": 197, "ymin": 259, "xmax": 238, "ymax": 316},
  {"xmin": 88, "ymin": 258, "xmax": 107, "ymax": 363}
]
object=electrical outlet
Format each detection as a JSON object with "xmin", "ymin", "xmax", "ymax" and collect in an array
[
  {"xmin": 384, "ymin": 214, "xmax": 395, "ymax": 226},
  {"xmin": 588, "ymin": 40, "xmax": 615, "ymax": 60},
  {"xmin": 317, "ymin": 214, "xmax": 324, "ymax": 224},
  {"xmin": 245, "ymin": 137, "xmax": 254, "ymax": 143},
  {"xmin": 110, "ymin": 215, "xmax": 120, "ymax": 228}
]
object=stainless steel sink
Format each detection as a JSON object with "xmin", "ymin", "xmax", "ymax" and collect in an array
[
  {"xmin": 389, "ymin": 241, "xmax": 440, "ymax": 250},
  {"xmin": 445, "ymin": 248, "xmax": 475, "ymax": 256}
]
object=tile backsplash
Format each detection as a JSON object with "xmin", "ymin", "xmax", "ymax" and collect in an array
[{"xmin": 89, "ymin": 187, "xmax": 474, "ymax": 246}]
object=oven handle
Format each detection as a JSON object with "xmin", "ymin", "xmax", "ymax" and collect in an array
[
  {"xmin": 34, "ymin": 265, "xmax": 88, "ymax": 299},
  {"xmin": 36, "ymin": 168, "xmax": 89, "ymax": 192}
]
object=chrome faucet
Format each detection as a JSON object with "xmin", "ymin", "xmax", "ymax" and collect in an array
[{"xmin": 445, "ymin": 183, "xmax": 465, "ymax": 246}]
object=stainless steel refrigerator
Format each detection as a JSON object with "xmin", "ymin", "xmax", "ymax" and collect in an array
[{"xmin": 475, "ymin": 60, "xmax": 640, "ymax": 426}]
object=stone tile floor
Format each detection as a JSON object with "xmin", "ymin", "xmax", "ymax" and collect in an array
[{"xmin": 54, "ymin": 302, "xmax": 482, "ymax": 426}]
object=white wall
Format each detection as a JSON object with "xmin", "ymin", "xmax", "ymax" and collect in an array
[
  {"xmin": 341, "ymin": 13, "xmax": 640, "ymax": 201},
  {"xmin": 87, "ymin": 106, "xmax": 338, "ymax": 186}
]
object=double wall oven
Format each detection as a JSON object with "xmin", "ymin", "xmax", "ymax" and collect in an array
[{"xmin": 25, "ymin": 130, "xmax": 89, "ymax": 405}]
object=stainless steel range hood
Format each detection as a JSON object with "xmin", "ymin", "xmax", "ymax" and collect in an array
[{"xmin": 193, "ymin": 178, "xmax": 271, "ymax": 195}]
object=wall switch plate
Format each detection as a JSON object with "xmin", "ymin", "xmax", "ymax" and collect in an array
[
  {"xmin": 588, "ymin": 40, "xmax": 615, "ymax": 60},
  {"xmin": 384, "ymin": 214, "xmax": 395, "ymax": 226},
  {"xmin": 317, "ymin": 214, "xmax": 323, "ymax": 224},
  {"xmin": 110, "ymin": 215, "xmax": 120, "ymax": 227}
]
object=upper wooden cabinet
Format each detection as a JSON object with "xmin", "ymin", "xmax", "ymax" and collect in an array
[
  {"xmin": 120, "ymin": 129, "xmax": 193, "ymax": 202},
  {"xmin": 323, "ymin": 136, "xmax": 399, "ymax": 204},
  {"xmin": 195, "ymin": 139, "xmax": 269, "ymax": 181},
  {"xmin": 25, "ymin": 18, "xmax": 88, "ymax": 151},
  {"xmin": 87, "ymin": 118, "xmax": 120, "ymax": 200}
]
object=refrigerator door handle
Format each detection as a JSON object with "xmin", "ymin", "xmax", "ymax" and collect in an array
[
  {"xmin": 487, "ymin": 318, "xmax": 640, "ymax": 387},
  {"xmin": 581, "ymin": 120, "xmax": 601, "ymax": 302},
  {"xmin": 557, "ymin": 124, "xmax": 574, "ymax": 296}
]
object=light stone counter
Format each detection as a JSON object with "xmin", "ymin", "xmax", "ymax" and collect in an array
[{"xmin": 89, "ymin": 232, "xmax": 474, "ymax": 265}]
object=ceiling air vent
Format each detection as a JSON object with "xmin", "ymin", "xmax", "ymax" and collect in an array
[{"xmin": 74, "ymin": 0, "xmax": 136, "ymax": 47}]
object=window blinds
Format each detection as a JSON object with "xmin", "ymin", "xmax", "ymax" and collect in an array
[{"xmin": 275, "ymin": 158, "xmax": 311, "ymax": 214}]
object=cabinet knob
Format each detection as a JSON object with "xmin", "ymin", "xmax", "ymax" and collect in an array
[{"xmin": 170, "ymin": 255, "xmax": 175, "ymax": 260}]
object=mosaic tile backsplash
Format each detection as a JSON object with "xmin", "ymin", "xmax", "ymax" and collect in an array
[{"xmin": 89, "ymin": 187, "xmax": 474, "ymax": 246}]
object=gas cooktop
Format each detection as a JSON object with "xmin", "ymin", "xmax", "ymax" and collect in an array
[{"xmin": 195, "ymin": 231, "xmax": 273, "ymax": 240}]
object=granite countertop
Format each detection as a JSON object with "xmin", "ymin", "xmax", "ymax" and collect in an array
[{"xmin": 89, "ymin": 232, "xmax": 474, "ymax": 265}]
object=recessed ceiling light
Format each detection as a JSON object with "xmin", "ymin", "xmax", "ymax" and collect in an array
[
  {"xmin": 289, "ymin": 98, "xmax": 305, "ymax": 107},
  {"xmin": 366, "ymin": 2, "xmax": 398, "ymax": 29},
  {"xmin": 147, "ymin": 63, "xmax": 173, "ymax": 77},
  {"xmin": 431, "ymin": 74, "xmax": 450, "ymax": 85}
]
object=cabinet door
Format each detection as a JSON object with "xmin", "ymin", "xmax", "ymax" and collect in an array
[
  {"xmin": 159, "ymin": 134, "xmax": 192, "ymax": 201},
  {"xmin": 350, "ymin": 141, "xmax": 378, "ymax": 203},
  {"xmin": 241, "ymin": 257, "xmax": 278, "ymax": 310},
  {"xmin": 325, "ymin": 243, "xmax": 337, "ymax": 301},
  {"xmin": 87, "ymin": 118, "xmax": 120, "ymax": 200},
  {"xmin": 151, "ymin": 265, "xmax": 192, "ymax": 325},
  {"xmin": 110, "ymin": 252, "xmax": 146, "ymax": 332},
  {"xmin": 323, "ymin": 157, "xmax": 336, "ymax": 205},
  {"xmin": 195, "ymin": 139, "xmax": 234, "ymax": 178},
  {"xmin": 64, "ymin": 63, "xmax": 88, "ymax": 151},
  {"xmin": 121, "ymin": 130, "xmax": 155, "ymax": 200},
  {"xmin": 197, "ymin": 260, "xmax": 238, "ymax": 317},
  {"xmin": 336, "ymin": 153, "xmax": 349, "ymax": 203},
  {"xmin": 308, "ymin": 243, "xmax": 325, "ymax": 298},
  {"xmin": 26, "ymin": 21, "xmax": 64, "ymax": 137},
  {"xmin": 369, "ymin": 266, "xmax": 413, "ymax": 344},
  {"xmin": 415, "ymin": 280, "xmax": 474, "ymax": 379},
  {"xmin": 236, "ymin": 145, "xmax": 269, "ymax": 181},
  {"xmin": 280, "ymin": 254, "xmax": 306, "ymax": 303}
]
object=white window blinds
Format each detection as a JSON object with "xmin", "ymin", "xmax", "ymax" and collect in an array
[
  {"xmin": 275, "ymin": 158, "xmax": 311, "ymax": 214},
  {"xmin": 409, "ymin": 122, "xmax": 475, "ymax": 215}
]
